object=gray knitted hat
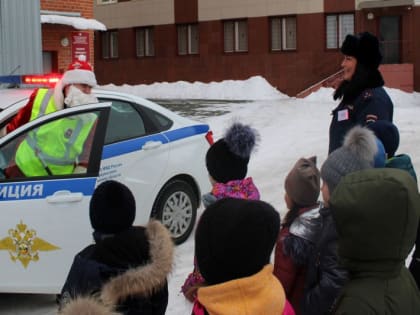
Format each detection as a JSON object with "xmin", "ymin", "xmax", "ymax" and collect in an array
[{"xmin": 321, "ymin": 126, "xmax": 377, "ymax": 193}]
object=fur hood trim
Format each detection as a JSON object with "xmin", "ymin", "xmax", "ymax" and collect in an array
[
  {"xmin": 283, "ymin": 234, "xmax": 315, "ymax": 266},
  {"xmin": 100, "ymin": 220, "xmax": 174, "ymax": 306},
  {"xmin": 59, "ymin": 296, "xmax": 120, "ymax": 315}
]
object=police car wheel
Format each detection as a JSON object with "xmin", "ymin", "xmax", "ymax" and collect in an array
[{"xmin": 152, "ymin": 180, "xmax": 198, "ymax": 245}]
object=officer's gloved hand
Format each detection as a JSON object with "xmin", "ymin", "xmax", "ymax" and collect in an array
[{"xmin": 73, "ymin": 165, "xmax": 87, "ymax": 174}]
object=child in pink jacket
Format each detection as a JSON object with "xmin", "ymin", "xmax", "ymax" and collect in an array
[{"xmin": 182, "ymin": 122, "xmax": 260, "ymax": 302}]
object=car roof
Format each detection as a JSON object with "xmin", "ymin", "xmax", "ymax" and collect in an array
[
  {"xmin": 0, "ymin": 87, "xmax": 198, "ymax": 128},
  {"xmin": 0, "ymin": 88, "xmax": 33, "ymax": 111}
]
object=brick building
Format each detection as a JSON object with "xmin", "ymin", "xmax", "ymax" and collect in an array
[
  {"xmin": 41, "ymin": 0, "xmax": 105, "ymax": 74},
  {"xmin": 94, "ymin": 0, "xmax": 420, "ymax": 96}
]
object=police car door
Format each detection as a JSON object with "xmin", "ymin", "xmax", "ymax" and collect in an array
[
  {"xmin": 0, "ymin": 102, "xmax": 110, "ymax": 293},
  {"xmin": 97, "ymin": 98, "xmax": 170, "ymax": 224}
]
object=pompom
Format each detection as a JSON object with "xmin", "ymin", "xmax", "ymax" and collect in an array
[
  {"xmin": 224, "ymin": 122, "xmax": 259, "ymax": 159},
  {"xmin": 343, "ymin": 126, "xmax": 378, "ymax": 163}
]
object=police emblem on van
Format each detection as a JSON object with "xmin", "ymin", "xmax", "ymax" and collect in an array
[{"xmin": 0, "ymin": 220, "xmax": 60, "ymax": 268}]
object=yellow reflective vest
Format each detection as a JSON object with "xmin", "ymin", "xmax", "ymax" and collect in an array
[{"xmin": 15, "ymin": 88, "xmax": 96, "ymax": 176}]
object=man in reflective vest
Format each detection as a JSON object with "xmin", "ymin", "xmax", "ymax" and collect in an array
[{"xmin": 2, "ymin": 56, "xmax": 98, "ymax": 177}]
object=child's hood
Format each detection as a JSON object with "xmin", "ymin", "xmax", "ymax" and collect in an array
[
  {"xmin": 330, "ymin": 168, "xmax": 419, "ymax": 275},
  {"xmin": 99, "ymin": 220, "xmax": 174, "ymax": 305}
]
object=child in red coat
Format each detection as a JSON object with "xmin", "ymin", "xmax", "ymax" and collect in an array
[{"xmin": 273, "ymin": 157, "xmax": 323, "ymax": 315}]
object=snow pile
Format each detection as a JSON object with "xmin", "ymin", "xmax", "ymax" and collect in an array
[
  {"xmin": 303, "ymin": 87, "xmax": 335, "ymax": 103},
  {"xmin": 100, "ymin": 76, "xmax": 288, "ymax": 100}
]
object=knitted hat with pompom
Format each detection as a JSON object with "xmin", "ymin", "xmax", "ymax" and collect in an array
[
  {"xmin": 206, "ymin": 122, "xmax": 259, "ymax": 184},
  {"xmin": 321, "ymin": 126, "xmax": 378, "ymax": 193}
]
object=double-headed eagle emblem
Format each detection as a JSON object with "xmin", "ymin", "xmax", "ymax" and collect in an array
[{"xmin": 0, "ymin": 221, "xmax": 60, "ymax": 268}]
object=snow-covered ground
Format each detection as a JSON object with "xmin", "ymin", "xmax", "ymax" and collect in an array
[
  {"xmin": 154, "ymin": 78, "xmax": 420, "ymax": 314},
  {"xmin": 1, "ymin": 76, "xmax": 419, "ymax": 314}
]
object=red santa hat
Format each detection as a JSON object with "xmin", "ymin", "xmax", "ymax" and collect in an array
[{"xmin": 61, "ymin": 55, "xmax": 97, "ymax": 87}]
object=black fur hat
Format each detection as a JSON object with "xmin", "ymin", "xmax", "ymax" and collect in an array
[
  {"xmin": 206, "ymin": 122, "xmax": 259, "ymax": 183},
  {"xmin": 89, "ymin": 180, "xmax": 136, "ymax": 234},
  {"xmin": 341, "ymin": 32, "xmax": 382, "ymax": 69},
  {"xmin": 195, "ymin": 198, "xmax": 280, "ymax": 285}
]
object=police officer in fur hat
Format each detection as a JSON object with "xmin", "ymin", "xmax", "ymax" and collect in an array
[{"xmin": 328, "ymin": 32, "xmax": 394, "ymax": 154}]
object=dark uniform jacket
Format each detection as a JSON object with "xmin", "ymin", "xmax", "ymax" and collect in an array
[{"xmin": 328, "ymin": 67, "xmax": 393, "ymax": 154}]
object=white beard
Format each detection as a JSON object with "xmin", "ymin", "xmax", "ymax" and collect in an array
[{"xmin": 64, "ymin": 85, "xmax": 98, "ymax": 108}]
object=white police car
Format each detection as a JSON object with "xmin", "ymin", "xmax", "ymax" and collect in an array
[{"xmin": 0, "ymin": 85, "xmax": 212, "ymax": 293}]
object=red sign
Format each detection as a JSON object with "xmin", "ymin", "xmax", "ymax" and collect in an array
[{"xmin": 71, "ymin": 31, "xmax": 90, "ymax": 62}]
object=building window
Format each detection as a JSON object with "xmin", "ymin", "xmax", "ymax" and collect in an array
[
  {"xmin": 224, "ymin": 20, "xmax": 248, "ymax": 53},
  {"xmin": 326, "ymin": 13, "xmax": 354, "ymax": 49},
  {"xmin": 136, "ymin": 27, "xmax": 154, "ymax": 57},
  {"xmin": 270, "ymin": 16, "xmax": 297, "ymax": 51},
  {"xmin": 102, "ymin": 31, "xmax": 118, "ymax": 59},
  {"xmin": 177, "ymin": 24, "xmax": 199, "ymax": 55}
]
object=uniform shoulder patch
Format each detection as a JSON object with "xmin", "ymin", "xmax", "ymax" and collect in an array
[{"xmin": 362, "ymin": 89, "xmax": 373, "ymax": 100}]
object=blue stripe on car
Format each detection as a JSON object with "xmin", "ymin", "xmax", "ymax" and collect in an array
[
  {"xmin": 0, "ymin": 177, "xmax": 96, "ymax": 201},
  {"xmin": 102, "ymin": 124, "xmax": 209, "ymax": 160},
  {"xmin": 102, "ymin": 133, "xmax": 169, "ymax": 159},
  {"xmin": 164, "ymin": 125, "xmax": 209, "ymax": 142}
]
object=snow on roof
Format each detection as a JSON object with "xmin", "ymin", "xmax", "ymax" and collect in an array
[{"xmin": 40, "ymin": 15, "xmax": 107, "ymax": 31}]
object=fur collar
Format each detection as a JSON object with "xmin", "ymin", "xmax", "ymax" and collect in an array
[
  {"xmin": 59, "ymin": 297, "xmax": 119, "ymax": 315},
  {"xmin": 59, "ymin": 220, "xmax": 174, "ymax": 314},
  {"xmin": 100, "ymin": 220, "xmax": 174, "ymax": 305}
]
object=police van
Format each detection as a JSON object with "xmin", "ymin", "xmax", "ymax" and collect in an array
[{"xmin": 0, "ymin": 75, "xmax": 213, "ymax": 293}]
